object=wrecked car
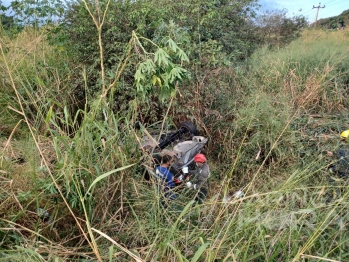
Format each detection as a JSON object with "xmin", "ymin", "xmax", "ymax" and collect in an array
[{"xmin": 140, "ymin": 121, "xmax": 208, "ymax": 184}]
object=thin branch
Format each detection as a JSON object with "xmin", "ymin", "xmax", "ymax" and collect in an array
[{"xmin": 0, "ymin": 42, "xmax": 102, "ymax": 261}]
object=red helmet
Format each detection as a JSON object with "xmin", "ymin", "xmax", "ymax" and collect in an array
[{"xmin": 194, "ymin": 153, "xmax": 206, "ymax": 163}]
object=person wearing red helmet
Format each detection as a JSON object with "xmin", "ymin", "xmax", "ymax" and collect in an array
[{"xmin": 186, "ymin": 153, "xmax": 210, "ymax": 204}]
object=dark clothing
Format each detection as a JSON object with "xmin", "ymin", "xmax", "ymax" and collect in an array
[
  {"xmin": 154, "ymin": 166, "xmax": 176, "ymax": 200},
  {"xmin": 195, "ymin": 187, "xmax": 208, "ymax": 204},
  {"xmin": 190, "ymin": 162, "xmax": 210, "ymax": 203},
  {"xmin": 329, "ymin": 148, "xmax": 349, "ymax": 178},
  {"xmin": 326, "ymin": 148, "xmax": 349, "ymax": 203},
  {"xmin": 191, "ymin": 162, "xmax": 210, "ymax": 189}
]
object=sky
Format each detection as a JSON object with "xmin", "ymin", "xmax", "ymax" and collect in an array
[
  {"xmin": 258, "ymin": 0, "xmax": 349, "ymax": 22},
  {"xmin": 1, "ymin": 0, "xmax": 348, "ymax": 24}
]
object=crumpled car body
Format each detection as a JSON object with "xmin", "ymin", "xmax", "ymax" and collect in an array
[{"xmin": 141, "ymin": 122, "xmax": 208, "ymax": 183}]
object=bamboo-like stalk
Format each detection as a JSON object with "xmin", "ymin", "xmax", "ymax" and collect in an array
[
  {"xmin": 82, "ymin": 0, "xmax": 112, "ymax": 97},
  {"xmin": 92, "ymin": 227, "xmax": 144, "ymax": 262},
  {"xmin": 0, "ymin": 42, "xmax": 103, "ymax": 262}
]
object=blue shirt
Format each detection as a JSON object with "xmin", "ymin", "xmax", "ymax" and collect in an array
[{"xmin": 154, "ymin": 166, "xmax": 176, "ymax": 200}]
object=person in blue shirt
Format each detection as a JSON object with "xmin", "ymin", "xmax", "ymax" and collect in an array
[{"xmin": 154, "ymin": 154, "xmax": 177, "ymax": 205}]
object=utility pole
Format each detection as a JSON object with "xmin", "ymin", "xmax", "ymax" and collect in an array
[{"xmin": 313, "ymin": 3, "xmax": 325, "ymax": 25}]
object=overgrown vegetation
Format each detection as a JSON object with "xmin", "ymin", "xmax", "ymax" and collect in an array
[
  {"xmin": 1, "ymin": 0, "xmax": 349, "ymax": 261},
  {"xmin": 317, "ymin": 9, "xmax": 349, "ymax": 29}
]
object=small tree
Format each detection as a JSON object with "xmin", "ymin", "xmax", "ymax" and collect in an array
[
  {"xmin": 254, "ymin": 9, "xmax": 308, "ymax": 47},
  {"xmin": 10, "ymin": 0, "xmax": 65, "ymax": 26}
]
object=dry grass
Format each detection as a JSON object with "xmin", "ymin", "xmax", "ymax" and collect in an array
[
  {"xmin": 2, "ymin": 26, "xmax": 349, "ymax": 261},
  {"xmin": 283, "ymin": 69, "xmax": 328, "ymax": 110}
]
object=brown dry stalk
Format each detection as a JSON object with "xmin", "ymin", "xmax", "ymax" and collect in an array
[
  {"xmin": 158, "ymin": 96, "xmax": 174, "ymax": 142},
  {"xmin": 283, "ymin": 70, "xmax": 324, "ymax": 110},
  {"xmin": 0, "ymin": 42, "xmax": 102, "ymax": 261},
  {"xmin": 300, "ymin": 254, "xmax": 341, "ymax": 262},
  {"xmin": 0, "ymin": 119, "xmax": 23, "ymax": 166},
  {"xmin": 82, "ymin": 0, "xmax": 112, "ymax": 97},
  {"xmin": 92, "ymin": 227, "xmax": 144, "ymax": 262}
]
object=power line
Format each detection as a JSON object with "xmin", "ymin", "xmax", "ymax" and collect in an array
[
  {"xmin": 298, "ymin": 0, "xmax": 347, "ymax": 17},
  {"xmin": 322, "ymin": 3, "xmax": 349, "ymax": 16},
  {"xmin": 318, "ymin": 0, "xmax": 349, "ymax": 19},
  {"xmin": 301, "ymin": 8, "xmax": 316, "ymax": 15},
  {"xmin": 325, "ymin": 0, "xmax": 348, "ymax": 8},
  {"xmin": 323, "ymin": 0, "xmax": 342, "ymax": 5}
]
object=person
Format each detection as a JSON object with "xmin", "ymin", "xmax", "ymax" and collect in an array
[
  {"xmin": 185, "ymin": 153, "xmax": 210, "ymax": 204},
  {"xmin": 154, "ymin": 154, "xmax": 177, "ymax": 206},
  {"xmin": 327, "ymin": 130, "xmax": 349, "ymax": 179},
  {"xmin": 325, "ymin": 130, "xmax": 349, "ymax": 202}
]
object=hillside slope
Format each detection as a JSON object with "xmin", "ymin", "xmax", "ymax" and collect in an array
[{"xmin": 316, "ymin": 9, "xmax": 349, "ymax": 29}]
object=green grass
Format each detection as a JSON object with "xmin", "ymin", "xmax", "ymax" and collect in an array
[{"xmin": 2, "ymin": 23, "xmax": 349, "ymax": 262}]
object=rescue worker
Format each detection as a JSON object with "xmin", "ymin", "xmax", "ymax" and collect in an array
[
  {"xmin": 186, "ymin": 153, "xmax": 210, "ymax": 204},
  {"xmin": 340, "ymin": 130, "xmax": 349, "ymax": 140},
  {"xmin": 327, "ymin": 130, "xmax": 349, "ymax": 178},
  {"xmin": 325, "ymin": 130, "xmax": 349, "ymax": 202},
  {"xmin": 154, "ymin": 154, "xmax": 177, "ymax": 206}
]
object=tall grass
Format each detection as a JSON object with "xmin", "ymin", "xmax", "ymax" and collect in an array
[
  {"xmin": 249, "ymin": 28, "xmax": 349, "ymax": 113},
  {"xmin": 1, "ymin": 21, "xmax": 349, "ymax": 262}
]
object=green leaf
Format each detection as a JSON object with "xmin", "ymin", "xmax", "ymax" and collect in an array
[
  {"xmin": 170, "ymin": 88, "xmax": 176, "ymax": 97},
  {"xmin": 144, "ymin": 59, "xmax": 156, "ymax": 73},
  {"xmin": 156, "ymin": 76, "xmax": 162, "ymax": 87},
  {"xmin": 167, "ymin": 243, "xmax": 188, "ymax": 262},
  {"xmin": 191, "ymin": 241, "xmax": 210, "ymax": 262},
  {"xmin": 136, "ymin": 82, "xmax": 143, "ymax": 92},
  {"xmin": 45, "ymin": 106, "xmax": 53, "ymax": 124},
  {"xmin": 177, "ymin": 49, "xmax": 189, "ymax": 62},
  {"xmin": 167, "ymin": 38, "xmax": 178, "ymax": 52},
  {"xmin": 246, "ymin": 252, "xmax": 264, "ymax": 261},
  {"xmin": 134, "ymin": 68, "xmax": 145, "ymax": 83},
  {"xmin": 151, "ymin": 75, "xmax": 157, "ymax": 86},
  {"xmin": 154, "ymin": 48, "xmax": 170, "ymax": 67},
  {"xmin": 168, "ymin": 67, "xmax": 187, "ymax": 82},
  {"xmin": 109, "ymin": 246, "xmax": 114, "ymax": 262},
  {"xmin": 161, "ymin": 73, "xmax": 170, "ymax": 88},
  {"xmin": 85, "ymin": 163, "xmax": 136, "ymax": 197}
]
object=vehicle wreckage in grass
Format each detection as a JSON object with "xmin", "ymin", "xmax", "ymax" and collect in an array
[{"xmin": 140, "ymin": 121, "xmax": 208, "ymax": 184}]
